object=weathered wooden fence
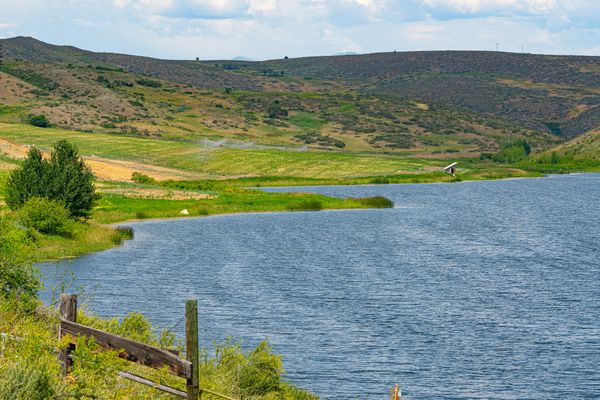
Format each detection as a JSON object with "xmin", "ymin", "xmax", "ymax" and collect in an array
[
  {"xmin": 58, "ymin": 293, "xmax": 401, "ymax": 399},
  {"xmin": 58, "ymin": 294, "xmax": 232, "ymax": 399}
]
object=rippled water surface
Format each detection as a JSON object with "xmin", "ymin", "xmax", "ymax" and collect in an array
[{"xmin": 40, "ymin": 174, "xmax": 600, "ymax": 399}]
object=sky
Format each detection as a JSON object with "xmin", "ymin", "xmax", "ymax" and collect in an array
[{"xmin": 0, "ymin": 0, "xmax": 599, "ymax": 60}]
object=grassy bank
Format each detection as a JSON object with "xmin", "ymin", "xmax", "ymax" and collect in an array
[{"xmin": 0, "ymin": 296, "xmax": 317, "ymax": 400}]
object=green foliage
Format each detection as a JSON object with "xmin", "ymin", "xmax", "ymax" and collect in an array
[
  {"xmin": 493, "ymin": 139, "xmax": 531, "ymax": 163},
  {"xmin": 0, "ymin": 358, "xmax": 66, "ymax": 400},
  {"xmin": 0, "ymin": 216, "xmax": 40, "ymax": 306},
  {"xmin": 0, "ymin": 64, "xmax": 58, "ymax": 91},
  {"xmin": 6, "ymin": 140, "xmax": 98, "ymax": 218},
  {"xmin": 5, "ymin": 147, "xmax": 47, "ymax": 209},
  {"xmin": 136, "ymin": 78, "xmax": 162, "ymax": 88},
  {"xmin": 18, "ymin": 197, "xmax": 74, "ymax": 237},
  {"xmin": 267, "ymin": 101, "xmax": 288, "ymax": 119},
  {"xmin": 201, "ymin": 339, "xmax": 285, "ymax": 398},
  {"xmin": 294, "ymin": 132, "xmax": 345, "ymax": 148},
  {"xmin": 0, "ymin": 361, "xmax": 65, "ymax": 400},
  {"xmin": 544, "ymin": 122, "xmax": 562, "ymax": 136},
  {"xmin": 131, "ymin": 172, "xmax": 157, "ymax": 185}
]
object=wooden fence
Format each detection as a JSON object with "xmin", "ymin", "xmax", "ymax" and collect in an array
[
  {"xmin": 58, "ymin": 294, "xmax": 232, "ymax": 400},
  {"xmin": 58, "ymin": 294, "xmax": 401, "ymax": 400}
]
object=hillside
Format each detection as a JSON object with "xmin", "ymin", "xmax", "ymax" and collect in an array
[
  {"xmin": 0, "ymin": 36, "xmax": 576, "ymax": 164},
  {"xmin": 531, "ymin": 128, "xmax": 600, "ymax": 169},
  {"xmin": 3, "ymin": 36, "xmax": 599, "ymax": 141}
]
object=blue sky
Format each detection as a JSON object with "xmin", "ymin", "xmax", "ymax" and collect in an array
[{"xmin": 1, "ymin": 1, "xmax": 599, "ymax": 60}]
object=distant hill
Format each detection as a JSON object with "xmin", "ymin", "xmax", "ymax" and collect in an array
[
  {"xmin": 1, "ymin": 36, "xmax": 599, "ymax": 158},
  {"xmin": 3, "ymin": 37, "xmax": 599, "ymax": 139}
]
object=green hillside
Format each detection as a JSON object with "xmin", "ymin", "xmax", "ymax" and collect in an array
[{"xmin": 529, "ymin": 128, "xmax": 600, "ymax": 170}]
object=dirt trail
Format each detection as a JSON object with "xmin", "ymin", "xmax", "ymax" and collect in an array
[{"xmin": 0, "ymin": 138, "xmax": 199, "ymax": 182}]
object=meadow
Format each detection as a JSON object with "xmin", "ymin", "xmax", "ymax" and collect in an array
[{"xmin": 0, "ymin": 123, "xmax": 445, "ymax": 179}]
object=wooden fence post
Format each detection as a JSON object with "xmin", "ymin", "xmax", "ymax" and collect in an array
[
  {"xmin": 59, "ymin": 294, "xmax": 78, "ymax": 377},
  {"xmin": 390, "ymin": 384, "xmax": 400, "ymax": 400},
  {"xmin": 186, "ymin": 299, "xmax": 200, "ymax": 400}
]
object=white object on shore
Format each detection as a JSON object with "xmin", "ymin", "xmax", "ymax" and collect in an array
[{"xmin": 180, "ymin": 209, "xmax": 189, "ymax": 215}]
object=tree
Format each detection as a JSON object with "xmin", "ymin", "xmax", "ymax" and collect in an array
[
  {"xmin": 6, "ymin": 140, "xmax": 98, "ymax": 218},
  {"xmin": 46, "ymin": 140, "xmax": 98, "ymax": 218},
  {"xmin": 493, "ymin": 138, "xmax": 531, "ymax": 163},
  {"xmin": 5, "ymin": 147, "xmax": 47, "ymax": 210}
]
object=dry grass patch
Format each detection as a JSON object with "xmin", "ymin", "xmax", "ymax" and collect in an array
[{"xmin": 100, "ymin": 187, "xmax": 214, "ymax": 200}]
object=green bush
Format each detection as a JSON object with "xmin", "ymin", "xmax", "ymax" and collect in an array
[
  {"xmin": 0, "ymin": 216, "xmax": 40, "ymax": 306},
  {"xmin": 18, "ymin": 197, "xmax": 74, "ymax": 236},
  {"xmin": 136, "ymin": 78, "xmax": 162, "ymax": 88},
  {"xmin": 267, "ymin": 101, "xmax": 288, "ymax": 119},
  {"xmin": 131, "ymin": 172, "xmax": 157, "ymax": 185},
  {"xmin": 0, "ymin": 362, "xmax": 65, "ymax": 400},
  {"xmin": 28, "ymin": 114, "xmax": 50, "ymax": 128},
  {"xmin": 6, "ymin": 140, "xmax": 98, "ymax": 218}
]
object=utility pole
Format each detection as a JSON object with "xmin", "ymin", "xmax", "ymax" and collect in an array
[{"xmin": 496, "ymin": 43, "xmax": 499, "ymax": 52}]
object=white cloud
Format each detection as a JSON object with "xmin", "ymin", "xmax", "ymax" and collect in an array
[{"xmin": 1, "ymin": 0, "xmax": 600, "ymax": 58}]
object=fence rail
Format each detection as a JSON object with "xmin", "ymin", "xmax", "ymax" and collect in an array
[
  {"xmin": 58, "ymin": 293, "xmax": 235, "ymax": 400},
  {"xmin": 60, "ymin": 319, "xmax": 192, "ymax": 379}
]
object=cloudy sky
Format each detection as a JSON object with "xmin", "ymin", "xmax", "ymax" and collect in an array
[{"xmin": 0, "ymin": 0, "xmax": 599, "ymax": 60}]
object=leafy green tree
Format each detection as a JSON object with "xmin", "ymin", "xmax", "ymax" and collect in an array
[
  {"xmin": 5, "ymin": 140, "xmax": 98, "ymax": 218},
  {"xmin": 5, "ymin": 147, "xmax": 47, "ymax": 210},
  {"xmin": 46, "ymin": 140, "xmax": 98, "ymax": 218},
  {"xmin": 493, "ymin": 138, "xmax": 531, "ymax": 163}
]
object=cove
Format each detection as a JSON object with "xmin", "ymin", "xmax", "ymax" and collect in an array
[{"xmin": 39, "ymin": 174, "xmax": 600, "ymax": 399}]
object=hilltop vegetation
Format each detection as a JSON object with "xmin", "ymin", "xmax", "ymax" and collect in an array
[
  {"xmin": 526, "ymin": 128, "xmax": 600, "ymax": 171},
  {"xmin": 1, "ymin": 36, "xmax": 576, "ymax": 160}
]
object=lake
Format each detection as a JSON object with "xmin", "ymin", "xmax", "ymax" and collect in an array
[{"xmin": 40, "ymin": 174, "xmax": 600, "ymax": 399}]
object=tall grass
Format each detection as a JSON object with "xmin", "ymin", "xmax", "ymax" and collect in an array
[
  {"xmin": 352, "ymin": 196, "xmax": 394, "ymax": 208},
  {"xmin": 286, "ymin": 199, "xmax": 323, "ymax": 211}
]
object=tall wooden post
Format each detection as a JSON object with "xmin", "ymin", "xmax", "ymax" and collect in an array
[
  {"xmin": 186, "ymin": 299, "xmax": 200, "ymax": 400},
  {"xmin": 59, "ymin": 294, "xmax": 78, "ymax": 377},
  {"xmin": 390, "ymin": 384, "xmax": 400, "ymax": 400}
]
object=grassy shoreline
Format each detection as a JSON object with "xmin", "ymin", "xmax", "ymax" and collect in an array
[{"xmin": 14, "ymin": 166, "xmax": 600, "ymax": 263}]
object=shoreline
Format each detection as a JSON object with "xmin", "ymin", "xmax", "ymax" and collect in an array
[{"xmin": 31, "ymin": 172, "xmax": 599, "ymax": 263}]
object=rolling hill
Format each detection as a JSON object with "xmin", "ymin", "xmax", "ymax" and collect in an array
[{"xmin": 0, "ymin": 36, "xmax": 598, "ymax": 179}]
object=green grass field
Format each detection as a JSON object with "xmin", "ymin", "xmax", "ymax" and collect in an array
[{"xmin": 0, "ymin": 123, "xmax": 446, "ymax": 178}]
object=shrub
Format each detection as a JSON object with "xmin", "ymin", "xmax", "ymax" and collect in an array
[
  {"xmin": 267, "ymin": 101, "xmax": 288, "ymax": 119},
  {"xmin": 6, "ymin": 140, "xmax": 98, "ymax": 218},
  {"xmin": 136, "ymin": 78, "xmax": 162, "ymax": 88},
  {"xmin": 0, "ymin": 362, "xmax": 65, "ymax": 400},
  {"xmin": 202, "ymin": 339, "xmax": 284, "ymax": 398},
  {"xmin": 131, "ymin": 172, "xmax": 156, "ymax": 185},
  {"xmin": 0, "ymin": 216, "xmax": 40, "ymax": 305},
  {"xmin": 28, "ymin": 114, "xmax": 50, "ymax": 128},
  {"xmin": 18, "ymin": 197, "xmax": 74, "ymax": 236}
]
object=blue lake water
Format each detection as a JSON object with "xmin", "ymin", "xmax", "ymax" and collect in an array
[{"xmin": 40, "ymin": 174, "xmax": 600, "ymax": 399}]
